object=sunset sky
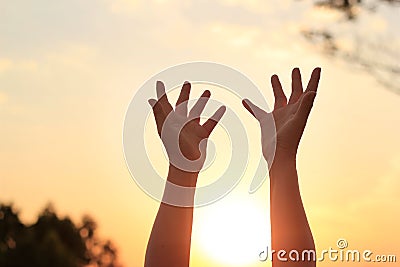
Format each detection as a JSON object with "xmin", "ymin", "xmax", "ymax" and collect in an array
[{"xmin": 1, "ymin": 0, "xmax": 399, "ymax": 266}]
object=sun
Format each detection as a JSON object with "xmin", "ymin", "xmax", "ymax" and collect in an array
[{"xmin": 194, "ymin": 196, "xmax": 270, "ymax": 266}]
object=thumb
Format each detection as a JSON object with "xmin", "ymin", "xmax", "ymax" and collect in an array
[{"xmin": 148, "ymin": 99, "xmax": 157, "ymax": 107}]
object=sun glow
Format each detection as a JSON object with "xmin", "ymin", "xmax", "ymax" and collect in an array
[{"xmin": 195, "ymin": 197, "xmax": 270, "ymax": 266}]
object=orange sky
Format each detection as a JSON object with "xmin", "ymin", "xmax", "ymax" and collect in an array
[{"xmin": 1, "ymin": 1, "xmax": 399, "ymax": 266}]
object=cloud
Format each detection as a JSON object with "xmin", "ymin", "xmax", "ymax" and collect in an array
[
  {"xmin": 0, "ymin": 91, "xmax": 8, "ymax": 105},
  {"xmin": 43, "ymin": 43, "xmax": 98, "ymax": 73},
  {"xmin": 209, "ymin": 23, "xmax": 261, "ymax": 48},
  {"xmin": 0, "ymin": 59, "xmax": 13, "ymax": 72},
  {"xmin": 0, "ymin": 58, "xmax": 38, "ymax": 73},
  {"xmin": 107, "ymin": 0, "xmax": 141, "ymax": 14}
]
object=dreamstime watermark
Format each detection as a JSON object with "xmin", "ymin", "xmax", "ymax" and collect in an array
[
  {"xmin": 123, "ymin": 62, "xmax": 277, "ymax": 207},
  {"xmin": 258, "ymin": 238, "xmax": 397, "ymax": 263}
]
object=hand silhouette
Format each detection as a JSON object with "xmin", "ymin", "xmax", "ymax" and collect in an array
[
  {"xmin": 145, "ymin": 82, "xmax": 226, "ymax": 267},
  {"xmin": 148, "ymin": 81, "xmax": 226, "ymax": 174},
  {"xmin": 242, "ymin": 68, "xmax": 321, "ymax": 161}
]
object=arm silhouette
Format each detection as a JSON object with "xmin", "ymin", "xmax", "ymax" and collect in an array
[
  {"xmin": 243, "ymin": 67, "xmax": 321, "ymax": 267},
  {"xmin": 144, "ymin": 81, "xmax": 225, "ymax": 267}
]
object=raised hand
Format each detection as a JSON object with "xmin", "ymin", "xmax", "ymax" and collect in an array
[
  {"xmin": 145, "ymin": 81, "xmax": 226, "ymax": 267},
  {"xmin": 242, "ymin": 67, "xmax": 321, "ymax": 161},
  {"xmin": 148, "ymin": 81, "xmax": 226, "ymax": 174},
  {"xmin": 242, "ymin": 68, "xmax": 321, "ymax": 267}
]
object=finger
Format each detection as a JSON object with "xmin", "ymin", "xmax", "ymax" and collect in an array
[
  {"xmin": 289, "ymin": 68, "xmax": 303, "ymax": 104},
  {"xmin": 293, "ymin": 91, "xmax": 316, "ymax": 131},
  {"xmin": 148, "ymin": 99, "xmax": 157, "ymax": 107},
  {"xmin": 156, "ymin": 80, "xmax": 167, "ymax": 99},
  {"xmin": 175, "ymin": 81, "xmax": 191, "ymax": 116},
  {"xmin": 305, "ymin": 67, "xmax": 321, "ymax": 93},
  {"xmin": 242, "ymin": 99, "xmax": 267, "ymax": 121},
  {"xmin": 202, "ymin": 106, "xmax": 226, "ymax": 136},
  {"xmin": 271, "ymin": 74, "xmax": 287, "ymax": 109},
  {"xmin": 156, "ymin": 80, "xmax": 173, "ymax": 112},
  {"xmin": 148, "ymin": 98, "xmax": 166, "ymax": 134},
  {"xmin": 188, "ymin": 90, "xmax": 211, "ymax": 122}
]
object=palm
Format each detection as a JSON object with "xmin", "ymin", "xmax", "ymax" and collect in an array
[
  {"xmin": 271, "ymin": 99, "xmax": 304, "ymax": 152},
  {"xmin": 149, "ymin": 81, "xmax": 226, "ymax": 172},
  {"xmin": 165, "ymin": 113, "xmax": 208, "ymax": 159}
]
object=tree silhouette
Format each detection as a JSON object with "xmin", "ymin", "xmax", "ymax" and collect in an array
[
  {"xmin": 313, "ymin": 0, "xmax": 399, "ymax": 20},
  {"xmin": 0, "ymin": 203, "xmax": 122, "ymax": 267},
  {"xmin": 300, "ymin": 0, "xmax": 400, "ymax": 94}
]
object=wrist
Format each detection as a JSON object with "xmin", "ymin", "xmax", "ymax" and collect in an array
[
  {"xmin": 167, "ymin": 164, "xmax": 199, "ymax": 187},
  {"xmin": 270, "ymin": 150, "xmax": 297, "ymax": 174}
]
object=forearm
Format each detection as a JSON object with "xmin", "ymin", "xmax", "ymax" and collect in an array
[
  {"xmin": 269, "ymin": 153, "xmax": 315, "ymax": 267},
  {"xmin": 144, "ymin": 165, "xmax": 198, "ymax": 267}
]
